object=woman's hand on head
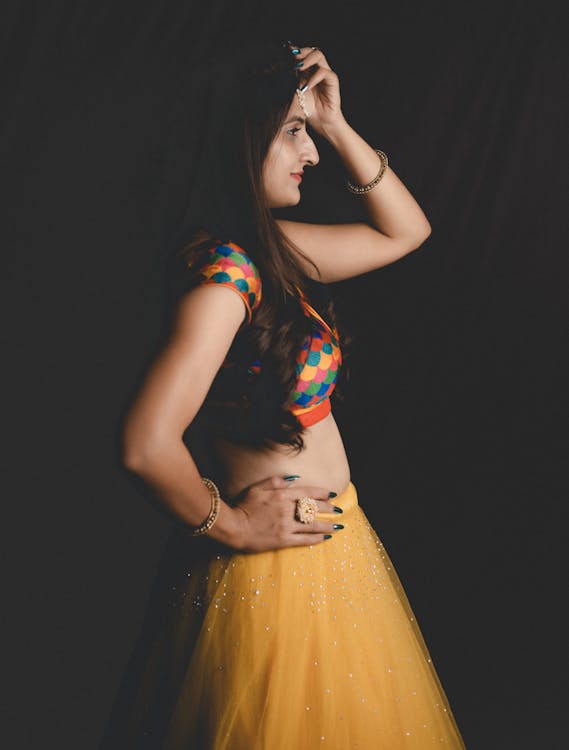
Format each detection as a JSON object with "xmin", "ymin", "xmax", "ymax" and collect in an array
[
  {"xmin": 288, "ymin": 43, "xmax": 346, "ymax": 138},
  {"xmin": 229, "ymin": 475, "xmax": 344, "ymax": 553}
]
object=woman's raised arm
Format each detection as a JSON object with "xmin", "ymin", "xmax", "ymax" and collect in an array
[{"xmin": 276, "ymin": 44, "xmax": 431, "ymax": 283}]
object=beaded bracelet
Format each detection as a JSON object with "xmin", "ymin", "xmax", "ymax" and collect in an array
[
  {"xmin": 346, "ymin": 148, "xmax": 389, "ymax": 195},
  {"xmin": 189, "ymin": 477, "xmax": 221, "ymax": 536}
]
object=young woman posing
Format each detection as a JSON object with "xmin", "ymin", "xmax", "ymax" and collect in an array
[{"xmin": 101, "ymin": 39, "xmax": 467, "ymax": 750}]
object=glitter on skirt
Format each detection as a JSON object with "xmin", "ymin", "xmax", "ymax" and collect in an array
[{"xmin": 100, "ymin": 481, "xmax": 467, "ymax": 749}]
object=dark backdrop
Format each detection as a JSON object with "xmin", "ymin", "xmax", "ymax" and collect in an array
[{"xmin": 3, "ymin": 1, "xmax": 567, "ymax": 748}]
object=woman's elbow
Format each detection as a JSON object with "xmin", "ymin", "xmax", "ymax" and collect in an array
[
  {"xmin": 121, "ymin": 413, "xmax": 190, "ymax": 472},
  {"xmin": 122, "ymin": 445, "xmax": 143, "ymax": 473},
  {"xmin": 122, "ymin": 438, "xmax": 148, "ymax": 473},
  {"xmin": 121, "ymin": 423, "xmax": 167, "ymax": 473},
  {"xmin": 407, "ymin": 224, "xmax": 432, "ymax": 251}
]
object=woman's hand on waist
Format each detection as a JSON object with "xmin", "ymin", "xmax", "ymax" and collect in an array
[{"xmin": 229, "ymin": 475, "xmax": 344, "ymax": 554}]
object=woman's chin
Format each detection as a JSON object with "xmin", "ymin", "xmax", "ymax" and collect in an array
[{"xmin": 270, "ymin": 190, "xmax": 302, "ymax": 209}]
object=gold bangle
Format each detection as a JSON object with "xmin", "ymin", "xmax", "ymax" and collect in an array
[
  {"xmin": 346, "ymin": 148, "xmax": 389, "ymax": 195},
  {"xmin": 189, "ymin": 477, "xmax": 221, "ymax": 536}
]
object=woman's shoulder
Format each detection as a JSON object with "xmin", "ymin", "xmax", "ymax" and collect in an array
[{"xmin": 194, "ymin": 241, "xmax": 262, "ymax": 323}]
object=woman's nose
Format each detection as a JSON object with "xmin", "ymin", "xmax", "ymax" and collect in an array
[{"xmin": 302, "ymin": 137, "xmax": 319, "ymax": 166}]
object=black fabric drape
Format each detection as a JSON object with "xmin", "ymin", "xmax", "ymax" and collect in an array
[{"xmin": 3, "ymin": 2, "xmax": 567, "ymax": 748}]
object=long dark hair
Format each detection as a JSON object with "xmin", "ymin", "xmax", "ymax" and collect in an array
[{"xmin": 164, "ymin": 39, "xmax": 349, "ymax": 452}]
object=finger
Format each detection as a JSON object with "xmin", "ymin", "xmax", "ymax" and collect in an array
[
  {"xmin": 293, "ymin": 46, "xmax": 325, "ymax": 59},
  {"xmin": 292, "ymin": 519, "xmax": 343, "ymax": 534},
  {"xmin": 282, "ymin": 531, "xmax": 336, "ymax": 547},
  {"xmin": 283, "ymin": 485, "xmax": 340, "ymax": 514},
  {"xmin": 250, "ymin": 477, "xmax": 340, "ymax": 514},
  {"xmin": 294, "ymin": 48, "xmax": 331, "ymax": 71},
  {"xmin": 286, "ymin": 43, "xmax": 319, "ymax": 55},
  {"xmin": 282, "ymin": 484, "xmax": 334, "ymax": 502},
  {"xmin": 252, "ymin": 475, "xmax": 302, "ymax": 492},
  {"xmin": 299, "ymin": 68, "xmax": 337, "ymax": 92}
]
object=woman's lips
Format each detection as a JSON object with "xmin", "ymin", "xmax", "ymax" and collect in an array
[{"xmin": 291, "ymin": 173, "xmax": 302, "ymax": 183}]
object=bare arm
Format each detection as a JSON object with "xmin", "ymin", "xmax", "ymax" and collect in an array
[
  {"xmin": 277, "ymin": 119, "xmax": 431, "ymax": 283},
  {"xmin": 122, "ymin": 283, "xmax": 248, "ymax": 547},
  {"xmin": 322, "ymin": 117, "xmax": 432, "ymax": 243},
  {"xmin": 277, "ymin": 40, "xmax": 432, "ymax": 284},
  {"xmin": 122, "ymin": 278, "xmax": 342, "ymax": 553}
]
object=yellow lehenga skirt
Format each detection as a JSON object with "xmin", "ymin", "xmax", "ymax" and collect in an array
[{"xmin": 101, "ymin": 481, "xmax": 467, "ymax": 749}]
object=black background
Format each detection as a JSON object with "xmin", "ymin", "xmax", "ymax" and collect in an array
[{"xmin": 3, "ymin": 1, "xmax": 568, "ymax": 748}]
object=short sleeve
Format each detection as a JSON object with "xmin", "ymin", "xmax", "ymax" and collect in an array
[{"xmin": 194, "ymin": 242, "xmax": 262, "ymax": 324}]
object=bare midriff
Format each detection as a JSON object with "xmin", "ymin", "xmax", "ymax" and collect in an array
[{"xmin": 211, "ymin": 411, "xmax": 351, "ymax": 504}]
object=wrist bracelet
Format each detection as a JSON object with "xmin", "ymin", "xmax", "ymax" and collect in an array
[
  {"xmin": 346, "ymin": 148, "xmax": 389, "ymax": 195},
  {"xmin": 189, "ymin": 477, "xmax": 221, "ymax": 536}
]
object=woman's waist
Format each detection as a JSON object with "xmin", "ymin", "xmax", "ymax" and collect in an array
[
  {"xmin": 211, "ymin": 414, "xmax": 351, "ymax": 504},
  {"xmin": 214, "ymin": 453, "xmax": 352, "ymax": 506},
  {"xmin": 217, "ymin": 468, "xmax": 355, "ymax": 521}
]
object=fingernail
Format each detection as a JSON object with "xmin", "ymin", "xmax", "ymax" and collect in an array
[
  {"xmin": 284, "ymin": 474, "xmax": 301, "ymax": 481},
  {"xmin": 291, "ymin": 48, "xmax": 301, "ymax": 55},
  {"xmin": 324, "ymin": 534, "xmax": 333, "ymax": 540},
  {"xmin": 332, "ymin": 524, "xmax": 344, "ymax": 530},
  {"xmin": 333, "ymin": 506, "xmax": 343, "ymax": 514},
  {"xmin": 299, "ymin": 83, "xmax": 309, "ymax": 93},
  {"xmin": 328, "ymin": 491, "xmax": 337, "ymax": 498},
  {"xmin": 295, "ymin": 60, "xmax": 304, "ymax": 68}
]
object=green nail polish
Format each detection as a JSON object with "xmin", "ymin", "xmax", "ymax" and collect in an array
[
  {"xmin": 333, "ymin": 524, "xmax": 344, "ymax": 530},
  {"xmin": 328, "ymin": 491, "xmax": 337, "ymax": 498},
  {"xmin": 333, "ymin": 506, "xmax": 343, "ymax": 514},
  {"xmin": 284, "ymin": 474, "xmax": 301, "ymax": 481},
  {"xmin": 295, "ymin": 60, "xmax": 304, "ymax": 68},
  {"xmin": 324, "ymin": 534, "xmax": 332, "ymax": 540},
  {"xmin": 291, "ymin": 48, "xmax": 300, "ymax": 55}
]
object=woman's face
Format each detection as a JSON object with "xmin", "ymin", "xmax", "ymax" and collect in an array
[{"xmin": 262, "ymin": 91, "xmax": 320, "ymax": 209}]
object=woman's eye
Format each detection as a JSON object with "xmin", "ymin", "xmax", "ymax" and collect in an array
[{"xmin": 287, "ymin": 126, "xmax": 301, "ymax": 137}]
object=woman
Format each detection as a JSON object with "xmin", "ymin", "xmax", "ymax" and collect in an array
[{"xmin": 101, "ymin": 40, "xmax": 467, "ymax": 749}]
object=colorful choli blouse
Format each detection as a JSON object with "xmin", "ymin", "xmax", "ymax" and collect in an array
[{"xmin": 194, "ymin": 241, "xmax": 342, "ymax": 428}]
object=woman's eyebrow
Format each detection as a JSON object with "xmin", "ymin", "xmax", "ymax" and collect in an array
[{"xmin": 284, "ymin": 116, "xmax": 306, "ymax": 125}]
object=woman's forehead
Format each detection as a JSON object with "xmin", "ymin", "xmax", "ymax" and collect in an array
[
  {"xmin": 288, "ymin": 89, "xmax": 315, "ymax": 119},
  {"xmin": 287, "ymin": 96, "xmax": 304, "ymax": 118}
]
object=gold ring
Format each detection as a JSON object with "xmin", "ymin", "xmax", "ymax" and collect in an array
[{"xmin": 295, "ymin": 496, "xmax": 319, "ymax": 524}]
